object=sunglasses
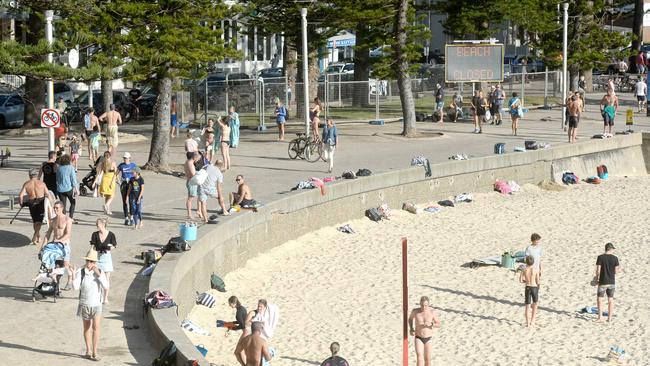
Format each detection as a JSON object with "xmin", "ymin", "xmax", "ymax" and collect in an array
[{"xmin": 235, "ymin": 178, "xmax": 242, "ymax": 182}]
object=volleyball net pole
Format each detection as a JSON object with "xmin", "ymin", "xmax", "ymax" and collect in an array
[{"xmin": 402, "ymin": 237, "xmax": 408, "ymax": 366}]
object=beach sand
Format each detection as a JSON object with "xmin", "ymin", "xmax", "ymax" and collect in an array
[{"xmin": 184, "ymin": 176, "xmax": 650, "ymax": 365}]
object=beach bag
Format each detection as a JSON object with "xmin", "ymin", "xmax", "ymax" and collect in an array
[
  {"xmin": 189, "ymin": 168, "xmax": 207, "ymax": 186},
  {"xmin": 342, "ymin": 170, "xmax": 356, "ymax": 179},
  {"xmin": 210, "ymin": 274, "xmax": 226, "ymax": 292},
  {"xmin": 438, "ymin": 200, "xmax": 455, "ymax": 207},
  {"xmin": 142, "ymin": 249, "xmax": 164, "ymax": 267},
  {"xmin": 415, "ymin": 112, "xmax": 426, "ymax": 122},
  {"xmin": 365, "ymin": 208, "xmax": 382, "ymax": 222},
  {"xmin": 585, "ymin": 176, "xmax": 601, "ymax": 184},
  {"xmin": 166, "ymin": 237, "xmax": 190, "ymax": 252},
  {"xmin": 356, "ymin": 168, "xmax": 372, "ymax": 176},
  {"xmin": 525, "ymin": 140, "xmax": 538, "ymax": 150},
  {"xmin": 151, "ymin": 341, "xmax": 177, "ymax": 366},
  {"xmin": 485, "ymin": 109, "xmax": 491, "ymax": 121},
  {"xmin": 562, "ymin": 172, "xmax": 579, "ymax": 185},
  {"xmin": 196, "ymin": 292, "xmax": 216, "ymax": 308},
  {"xmin": 597, "ymin": 165, "xmax": 609, "ymax": 179},
  {"xmin": 144, "ymin": 290, "xmax": 177, "ymax": 312},
  {"xmin": 494, "ymin": 143, "xmax": 505, "ymax": 154},
  {"xmin": 494, "ymin": 180, "xmax": 512, "ymax": 195}
]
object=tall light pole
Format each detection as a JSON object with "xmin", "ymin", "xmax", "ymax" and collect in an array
[
  {"xmin": 45, "ymin": 10, "xmax": 55, "ymax": 152},
  {"xmin": 301, "ymin": 7, "xmax": 310, "ymax": 138},
  {"xmin": 561, "ymin": 3, "xmax": 568, "ymax": 130}
]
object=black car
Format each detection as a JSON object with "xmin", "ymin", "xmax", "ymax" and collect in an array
[{"xmin": 66, "ymin": 90, "xmax": 131, "ymax": 124}]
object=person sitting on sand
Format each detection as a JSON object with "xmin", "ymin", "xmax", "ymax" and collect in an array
[
  {"xmin": 230, "ymin": 175, "xmax": 256, "ymax": 209},
  {"xmin": 228, "ymin": 296, "xmax": 248, "ymax": 334},
  {"xmin": 408, "ymin": 296, "xmax": 441, "ymax": 366},
  {"xmin": 520, "ymin": 255, "xmax": 540, "ymax": 327},
  {"xmin": 320, "ymin": 342, "xmax": 349, "ymax": 366},
  {"xmin": 235, "ymin": 321, "xmax": 273, "ymax": 366}
]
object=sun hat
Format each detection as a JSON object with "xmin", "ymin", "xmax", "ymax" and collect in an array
[
  {"xmin": 84, "ymin": 249, "xmax": 99, "ymax": 262},
  {"xmin": 123, "ymin": 152, "xmax": 131, "ymax": 159}
]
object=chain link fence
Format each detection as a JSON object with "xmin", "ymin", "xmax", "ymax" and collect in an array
[{"xmin": 181, "ymin": 69, "xmax": 562, "ymax": 128}]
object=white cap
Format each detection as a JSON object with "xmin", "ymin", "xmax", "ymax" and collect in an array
[{"xmin": 123, "ymin": 152, "xmax": 131, "ymax": 159}]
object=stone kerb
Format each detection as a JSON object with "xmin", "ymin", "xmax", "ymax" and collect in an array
[{"xmin": 146, "ymin": 134, "xmax": 646, "ymax": 365}]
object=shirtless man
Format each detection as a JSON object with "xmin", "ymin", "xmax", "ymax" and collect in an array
[
  {"xmin": 600, "ymin": 89, "xmax": 618, "ymax": 138},
  {"xmin": 519, "ymin": 255, "xmax": 540, "ymax": 327},
  {"xmin": 184, "ymin": 152, "xmax": 201, "ymax": 220},
  {"xmin": 234, "ymin": 321, "xmax": 273, "ymax": 366},
  {"xmin": 99, "ymin": 104, "xmax": 122, "ymax": 156},
  {"xmin": 408, "ymin": 296, "xmax": 441, "ymax": 366},
  {"xmin": 41, "ymin": 200, "xmax": 75, "ymax": 289},
  {"xmin": 230, "ymin": 175, "xmax": 256, "ymax": 209},
  {"xmin": 19, "ymin": 168, "xmax": 51, "ymax": 245},
  {"xmin": 567, "ymin": 95, "xmax": 581, "ymax": 143}
]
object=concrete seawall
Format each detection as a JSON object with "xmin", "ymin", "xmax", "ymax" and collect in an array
[{"xmin": 147, "ymin": 133, "xmax": 648, "ymax": 365}]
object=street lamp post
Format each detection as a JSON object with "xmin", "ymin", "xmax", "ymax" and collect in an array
[
  {"xmin": 562, "ymin": 3, "xmax": 568, "ymax": 130},
  {"xmin": 301, "ymin": 8, "xmax": 310, "ymax": 138},
  {"xmin": 45, "ymin": 10, "xmax": 55, "ymax": 152}
]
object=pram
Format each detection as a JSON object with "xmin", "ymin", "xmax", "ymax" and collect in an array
[
  {"xmin": 79, "ymin": 157, "xmax": 102, "ymax": 196},
  {"xmin": 33, "ymin": 243, "xmax": 66, "ymax": 302}
]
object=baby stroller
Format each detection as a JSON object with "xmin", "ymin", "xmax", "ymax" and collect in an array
[
  {"xmin": 33, "ymin": 243, "xmax": 66, "ymax": 302},
  {"xmin": 79, "ymin": 156, "xmax": 102, "ymax": 196}
]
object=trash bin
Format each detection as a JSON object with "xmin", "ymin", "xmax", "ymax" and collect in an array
[
  {"xmin": 180, "ymin": 223, "xmax": 197, "ymax": 241},
  {"xmin": 501, "ymin": 252, "xmax": 515, "ymax": 269}
]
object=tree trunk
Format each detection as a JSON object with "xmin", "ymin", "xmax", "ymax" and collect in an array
[
  {"xmin": 145, "ymin": 77, "xmax": 172, "ymax": 169},
  {"xmin": 284, "ymin": 42, "xmax": 297, "ymax": 118},
  {"xmin": 630, "ymin": 0, "xmax": 644, "ymax": 73},
  {"xmin": 569, "ymin": 64, "xmax": 580, "ymax": 93},
  {"xmin": 581, "ymin": 69, "xmax": 593, "ymax": 93},
  {"xmin": 393, "ymin": 0, "xmax": 416, "ymax": 137},
  {"xmin": 23, "ymin": 12, "xmax": 45, "ymax": 128},
  {"xmin": 101, "ymin": 79, "xmax": 113, "ymax": 116},
  {"xmin": 353, "ymin": 22, "xmax": 371, "ymax": 108}
]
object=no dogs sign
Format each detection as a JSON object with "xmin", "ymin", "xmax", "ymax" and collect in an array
[{"xmin": 41, "ymin": 108, "xmax": 61, "ymax": 128}]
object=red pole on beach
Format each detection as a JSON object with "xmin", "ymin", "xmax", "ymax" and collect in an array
[{"xmin": 402, "ymin": 237, "xmax": 408, "ymax": 366}]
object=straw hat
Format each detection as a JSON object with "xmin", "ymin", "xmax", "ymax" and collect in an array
[{"xmin": 84, "ymin": 249, "xmax": 99, "ymax": 262}]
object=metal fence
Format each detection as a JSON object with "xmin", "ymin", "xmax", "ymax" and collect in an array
[{"xmin": 183, "ymin": 69, "xmax": 562, "ymax": 128}]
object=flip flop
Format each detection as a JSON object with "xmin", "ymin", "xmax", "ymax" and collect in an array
[
  {"xmin": 82, "ymin": 354, "xmax": 92, "ymax": 360},
  {"xmin": 91, "ymin": 355, "xmax": 100, "ymax": 361}
]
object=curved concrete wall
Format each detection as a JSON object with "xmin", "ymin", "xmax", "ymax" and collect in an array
[{"xmin": 146, "ymin": 133, "xmax": 647, "ymax": 365}]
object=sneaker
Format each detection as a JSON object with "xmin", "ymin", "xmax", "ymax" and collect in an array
[
  {"xmin": 129, "ymin": 218, "xmax": 135, "ymax": 226},
  {"xmin": 124, "ymin": 218, "xmax": 129, "ymax": 226}
]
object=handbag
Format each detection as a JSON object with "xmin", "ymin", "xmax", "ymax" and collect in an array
[
  {"xmin": 190, "ymin": 168, "xmax": 207, "ymax": 186},
  {"xmin": 485, "ymin": 109, "xmax": 491, "ymax": 121}
]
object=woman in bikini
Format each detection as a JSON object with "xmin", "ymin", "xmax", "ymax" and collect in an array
[
  {"xmin": 217, "ymin": 116, "xmax": 231, "ymax": 170},
  {"xmin": 310, "ymin": 97, "xmax": 322, "ymax": 141}
]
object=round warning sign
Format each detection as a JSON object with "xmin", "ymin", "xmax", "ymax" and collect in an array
[{"xmin": 41, "ymin": 108, "xmax": 61, "ymax": 128}]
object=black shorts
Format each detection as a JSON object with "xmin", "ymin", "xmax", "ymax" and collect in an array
[
  {"xmin": 85, "ymin": 130, "xmax": 92, "ymax": 138},
  {"xmin": 525, "ymin": 286, "xmax": 539, "ymax": 304},
  {"xmin": 240, "ymin": 198, "xmax": 257, "ymax": 208},
  {"xmin": 568, "ymin": 116, "xmax": 579, "ymax": 128},
  {"xmin": 603, "ymin": 113, "xmax": 614, "ymax": 126},
  {"xmin": 637, "ymin": 96, "xmax": 646, "ymax": 102},
  {"xmin": 28, "ymin": 198, "xmax": 45, "ymax": 223}
]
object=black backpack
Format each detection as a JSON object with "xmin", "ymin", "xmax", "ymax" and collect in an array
[
  {"xmin": 166, "ymin": 237, "xmax": 190, "ymax": 252},
  {"xmin": 494, "ymin": 143, "xmax": 505, "ymax": 154},
  {"xmin": 365, "ymin": 208, "xmax": 382, "ymax": 222},
  {"xmin": 525, "ymin": 140, "xmax": 538, "ymax": 150},
  {"xmin": 152, "ymin": 341, "xmax": 177, "ymax": 366},
  {"xmin": 357, "ymin": 168, "xmax": 372, "ymax": 177}
]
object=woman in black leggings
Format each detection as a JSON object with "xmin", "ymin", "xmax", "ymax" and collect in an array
[{"xmin": 55, "ymin": 154, "xmax": 79, "ymax": 223}]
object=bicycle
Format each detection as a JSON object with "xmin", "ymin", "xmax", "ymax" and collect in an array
[{"xmin": 287, "ymin": 133, "xmax": 323, "ymax": 162}]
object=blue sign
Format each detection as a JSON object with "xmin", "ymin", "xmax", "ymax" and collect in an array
[{"xmin": 327, "ymin": 38, "xmax": 356, "ymax": 48}]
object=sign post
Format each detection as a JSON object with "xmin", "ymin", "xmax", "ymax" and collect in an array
[
  {"xmin": 402, "ymin": 237, "xmax": 408, "ymax": 366},
  {"xmin": 41, "ymin": 108, "xmax": 61, "ymax": 129}
]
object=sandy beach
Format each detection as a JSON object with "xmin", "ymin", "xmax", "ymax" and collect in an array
[{"xmin": 183, "ymin": 176, "xmax": 650, "ymax": 365}]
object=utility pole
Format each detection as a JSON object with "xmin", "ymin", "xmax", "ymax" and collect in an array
[
  {"xmin": 301, "ymin": 7, "xmax": 310, "ymax": 138},
  {"xmin": 562, "ymin": 3, "xmax": 568, "ymax": 130},
  {"xmin": 45, "ymin": 10, "xmax": 55, "ymax": 152}
]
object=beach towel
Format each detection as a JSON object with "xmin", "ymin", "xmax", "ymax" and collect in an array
[
  {"xmin": 196, "ymin": 292, "xmax": 216, "ymax": 308},
  {"xmin": 494, "ymin": 180, "xmax": 512, "ymax": 195},
  {"xmin": 449, "ymin": 153, "xmax": 469, "ymax": 160},
  {"xmin": 252, "ymin": 303, "xmax": 280, "ymax": 340},
  {"xmin": 410, "ymin": 156, "xmax": 432, "ymax": 177},
  {"xmin": 378, "ymin": 203, "xmax": 391, "ymax": 219},
  {"xmin": 181, "ymin": 319, "xmax": 211, "ymax": 336},
  {"xmin": 584, "ymin": 176, "xmax": 601, "ymax": 184},
  {"xmin": 322, "ymin": 176, "xmax": 335, "ymax": 183},
  {"xmin": 424, "ymin": 206, "xmax": 441, "ymax": 213},
  {"xmin": 507, "ymin": 181, "xmax": 521, "ymax": 192},
  {"xmin": 309, "ymin": 177, "xmax": 326, "ymax": 195},
  {"xmin": 263, "ymin": 348, "xmax": 277, "ymax": 366},
  {"xmin": 514, "ymin": 146, "xmax": 526, "ymax": 152},
  {"xmin": 603, "ymin": 105, "xmax": 616, "ymax": 119},
  {"xmin": 580, "ymin": 306, "xmax": 608, "ymax": 317},
  {"xmin": 607, "ymin": 345, "xmax": 627, "ymax": 363},
  {"xmin": 292, "ymin": 180, "xmax": 315, "ymax": 190},
  {"xmin": 337, "ymin": 224, "xmax": 356, "ymax": 234},
  {"xmin": 39, "ymin": 242, "xmax": 66, "ymax": 270},
  {"xmin": 454, "ymin": 193, "xmax": 473, "ymax": 203}
]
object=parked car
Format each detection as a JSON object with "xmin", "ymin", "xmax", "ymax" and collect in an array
[
  {"xmin": 258, "ymin": 67, "xmax": 284, "ymax": 80},
  {"xmin": 0, "ymin": 92, "xmax": 25, "ymax": 128},
  {"xmin": 17, "ymin": 82, "xmax": 75, "ymax": 104},
  {"xmin": 66, "ymin": 90, "xmax": 131, "ymax": 124}
]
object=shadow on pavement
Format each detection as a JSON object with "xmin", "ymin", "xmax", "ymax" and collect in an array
[
  {"xmin": 0, "ymin": 230, "xmax": 31, "ymax": 247},
  {"xmin": 0, "ymin": 340, "xmax": 83, "ymax": 359},
  {"xmin": 121, "ymin": 268, "xmax": 157, "ymax": 364},
  {"xmin": 0, "ymin": 283, "xmax": 35, "ymax": 301}
]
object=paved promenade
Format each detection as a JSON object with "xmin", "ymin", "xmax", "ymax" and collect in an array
[{"xmin": 0, "ymin": 92, "xmax": 647, "ymax": 365}]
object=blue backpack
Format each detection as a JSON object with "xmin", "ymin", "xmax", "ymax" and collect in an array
[{"xmin": 494, "ymin": 143, "xmax": 505, "ymax": 154}]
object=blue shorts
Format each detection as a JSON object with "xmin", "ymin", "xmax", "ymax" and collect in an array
[
  {"xmin": 186, "ymin": 181, "xmax": 198, "ymax": 197},
  {"xmin": 198, "ymin": 185, "xmax": 216, "ymax": 202},
  {"xmin": 276, "ymin": 117, "xmax": 285, "ymax": 125},
  {"xmin": 170, "ymin": 114, "xmax": 178, "ymax": 127},
  {"xmin": 436, "ymin": 101, "xmax": 444, "ymax": 110},
  {"xmin": 62, "ymin": 243, "xmax": 71, "ymax": 262}
]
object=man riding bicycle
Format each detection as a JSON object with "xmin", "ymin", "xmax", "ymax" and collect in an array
[{"xmin": 128, "ymin": 86, "xmax": 143, "ymax": 122}]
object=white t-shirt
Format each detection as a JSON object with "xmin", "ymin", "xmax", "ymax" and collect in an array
[
  {"xmin": 185, "ymin": 138, "xmax": 198, "ymax": 153},
  {"xmin": 201, "ymin": 164, "xmax": 223, "ymax": 190},
  {"xmin": 73, "ymin": 267, "xmax": 109, "ymax": 307},
  {"xmin": 525, "ymin": 245, "xmax": 542, "ymax": 271},
  {"xmin": 635, "ymin": 81, "xmax": 647, "ymax": 97}
]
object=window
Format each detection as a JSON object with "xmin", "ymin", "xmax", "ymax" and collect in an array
[
  {"xmin": 54, "ymin": 83, "xmax": 69, "ymax": 93},
  {"xmin": 6, "ymin": 95, "xmax": 23, "ymax": 106}
]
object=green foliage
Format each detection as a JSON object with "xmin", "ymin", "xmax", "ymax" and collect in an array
[{"xmin": 433, "ymin": 0, "xmax": 501, "ymax": 39}]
